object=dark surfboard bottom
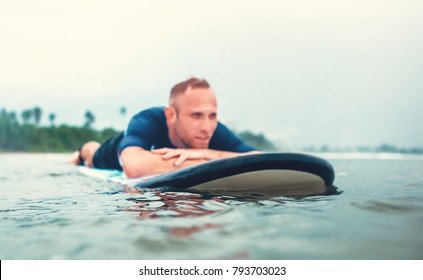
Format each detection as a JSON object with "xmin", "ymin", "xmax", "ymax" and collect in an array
[{"xmin": 134, "ymin": 153, "xmax": 337, "ymax": 197}]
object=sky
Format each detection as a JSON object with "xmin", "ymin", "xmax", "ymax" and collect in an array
[{"xmin": 1, "ymin": 0, "xmax": 422, "ymax": 149}]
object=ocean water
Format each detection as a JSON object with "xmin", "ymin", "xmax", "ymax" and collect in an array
[{"xmin": 0, "ymin": 153, "xmax": 422, "ymax": 260}]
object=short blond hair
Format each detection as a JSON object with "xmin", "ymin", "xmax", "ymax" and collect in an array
[{"xmin": 169, "ymin": 77, "xmax": 210, "ymax": 105}]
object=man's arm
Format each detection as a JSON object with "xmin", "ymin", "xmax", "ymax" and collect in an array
[
  {"xmin": 120, "ymin": 146, "xmax": 207, "ymax": 178},
  {"xmin": 152, "ymin": 148, "xmax": 258, "ymax": 165},
  {"xmin": 120, "ymin": 146, "xmax": 257, "ymax": 178}
]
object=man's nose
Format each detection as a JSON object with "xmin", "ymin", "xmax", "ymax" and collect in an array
[{"xmin": 199, "ymin": 118, "xmax": 214, "ymax": 132}]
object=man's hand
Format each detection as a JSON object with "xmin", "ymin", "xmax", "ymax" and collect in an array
[{"xmin": 152, "ymin": 148, "xmax": 211, "ymax": 166}]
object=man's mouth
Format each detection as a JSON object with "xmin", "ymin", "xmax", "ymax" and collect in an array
[{"xmin": 195, "ymin": 136, "xmax": 210, "ymax": 141}]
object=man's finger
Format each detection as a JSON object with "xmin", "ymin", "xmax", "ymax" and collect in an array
[
  {"xmin": 162, "ymin": 150, "xmax": 182, "ymax": 160},
  {"xmin": 174, "ymin": 154, "xmax": 188, "ymax": 166}
]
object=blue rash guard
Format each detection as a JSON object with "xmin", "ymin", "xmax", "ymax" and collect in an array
[
  {"xmin": 93, "ymin": 107, "xmax": 256, "ymax": 170},
  {"xmin": 119, "ymin": 107, "xmax": 256, "ymax": 153}
]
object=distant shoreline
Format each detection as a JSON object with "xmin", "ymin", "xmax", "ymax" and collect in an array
[
  {"xmin": 1, "ymin": 151, "xmax": 423, "ymax": 161},
  {"xmin": 309, "ymin": 152, "xmax": 423, "ymax": 160},
  {"xmin": 0, "ymin": 151, "xmax": 74, "ymax": 156}
]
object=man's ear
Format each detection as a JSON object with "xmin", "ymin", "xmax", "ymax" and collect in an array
[{"xmin": 164, "ymin": 106, "xmax": 176, "ymax": 122}]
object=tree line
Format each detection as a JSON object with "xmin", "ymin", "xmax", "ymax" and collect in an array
[
  {"xmin": 0, "ymin": 107, "xmax": 278, "ymax": 152},
  {"xmin": 304, "ymin": 144, "xmax": 423, "ymax": 155}
]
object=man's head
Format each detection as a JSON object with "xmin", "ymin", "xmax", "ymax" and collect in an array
[{"xmin": 165, "ymin": 77, "xmax": 218, "ymax": 149}]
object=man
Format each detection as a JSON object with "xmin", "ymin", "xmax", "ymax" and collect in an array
[{"xmin": 70, "ymin": 77, "xmax": 257, "ymax": 177}]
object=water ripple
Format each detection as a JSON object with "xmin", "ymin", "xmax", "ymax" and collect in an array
[{"xmin": 351, "ymin": 200, "xmax": 423, "ymax": 213}]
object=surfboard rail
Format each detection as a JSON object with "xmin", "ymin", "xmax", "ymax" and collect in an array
[{"xmin": 134, "ymin": 153, "xmax": 336, "ymax": 197}]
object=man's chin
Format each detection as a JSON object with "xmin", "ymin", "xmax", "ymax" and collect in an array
[{"xmin": 192, "ymin": 141, "xmax": 209, "ymax": 149}]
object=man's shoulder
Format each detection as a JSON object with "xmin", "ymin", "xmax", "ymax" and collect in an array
[
  {"xmin": 211, "ymin": 122, "xmax": 236, "ymax": 141},
  {"xmin": 214, "ymin": 122, "xmax": 232, "ymax": 134},
  {"xmin": 126, "ymin": 107, "xmax": 166, "ymax": 132},
  {"xmin": 122, "ymin": 106, "xmax": 169, "ymax": 149},
  {"xmin": 135, "ymin": 106, "xmax": 165, "ymax": 116},
  {"xmin": 211, "ymin": 123, "xmax": 256, "ymax": 152}
]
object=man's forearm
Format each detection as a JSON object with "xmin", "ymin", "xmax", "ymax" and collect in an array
[
  {"xmin": 121, "ymin": 147, "xmax": 258, "ymax": 178},
  {"xmin": 203, "ymin": 149, "xmax": 246, "ymax": 160},
  {"xmin": 120, "ymin": 147, "xmax": 207, "ymax": 178},
  {"xmin": 153, "ymin": 148, "xmax": 258, "ymax": 165}
]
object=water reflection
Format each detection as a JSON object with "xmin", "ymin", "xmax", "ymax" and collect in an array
[
  {"xmin": 123, "ymin": 186, "xmax": 227, "ymax": 238},
  {"xmin": 121, "ymin": 184, "xmax": 342, "ymax": 240}
]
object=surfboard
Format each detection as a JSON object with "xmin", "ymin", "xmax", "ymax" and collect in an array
[
  {"xmin": 134, "ymin": 153, "xmax": 336, "ymax": 197},
  {"xmin": 78, "ymin": 153, "xmax": 337, "ymax": 198}
]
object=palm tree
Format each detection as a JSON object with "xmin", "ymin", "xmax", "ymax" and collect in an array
[
  {"xmin": 49, "ymin": 113, "xmax": 56, "ymax": 127},
  {"xmin": 33, "ymin": 106, "xmax": 42, "ymax": 125},
  {"xmin": 120, "ymin": 106, "xmax": 127, "ymax": 117},
  {"xmin": 21, "ymin": 109, "xmax": 32, "ymax": 124},
  {"xmin": 84, "ymin": 110, "xmax": 95, "ymax": 128},
  {"xmin": 9, "ymin": 111, "xmax": 17, "ymax": 123}
]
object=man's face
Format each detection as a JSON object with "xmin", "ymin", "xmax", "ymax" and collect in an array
[{"xmin": 169, "ymin": 87, "xmax": 218, "ymax": 149}]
